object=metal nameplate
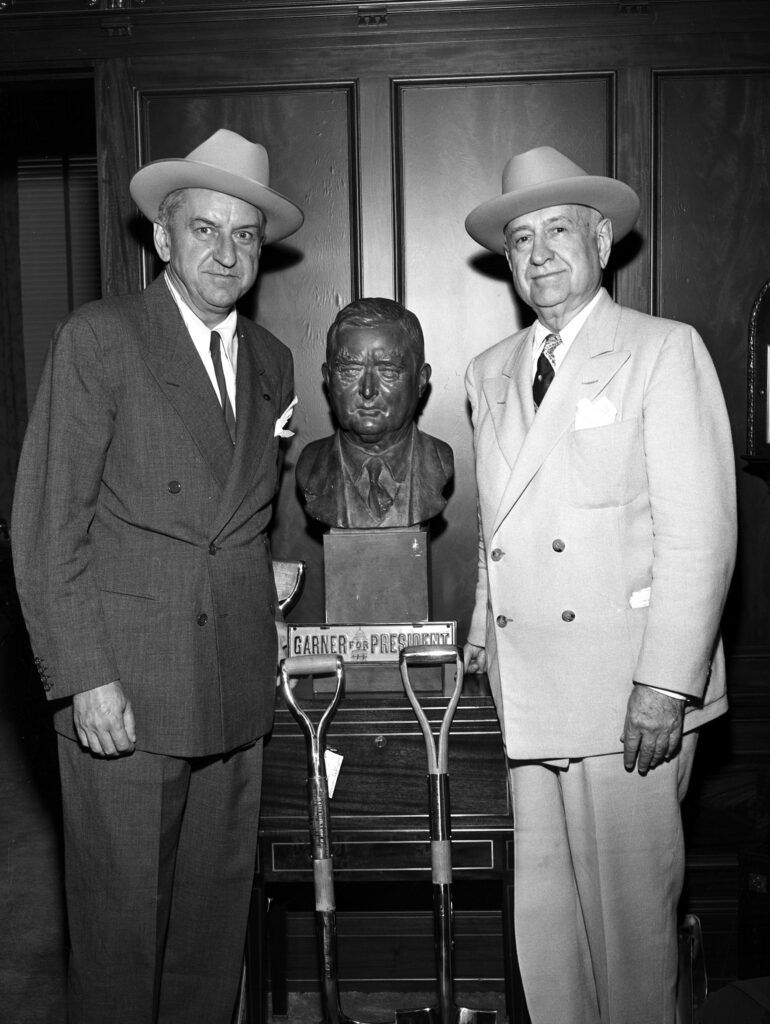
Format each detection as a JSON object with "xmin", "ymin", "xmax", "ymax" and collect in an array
[{"xmin": 288, "ymin": 621, "xmax": 456, "ymax": 663}]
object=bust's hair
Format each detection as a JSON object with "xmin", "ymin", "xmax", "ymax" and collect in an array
[{"xmin": 326, "ymin": 297, "xmax": 425, "ymax": 362}]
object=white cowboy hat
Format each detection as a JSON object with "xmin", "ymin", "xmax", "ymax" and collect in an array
[
  {"xmin": 465, "ymin": 146, "xmax": 640, "ymax": 254},
  {"xmin": 129, "ymin": 128, "xmax": 304, "ymax": 243}
]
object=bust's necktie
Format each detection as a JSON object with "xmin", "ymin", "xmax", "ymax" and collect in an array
[
  {"xmin": 209, "ymin": 330, "xmax": 236, "ymax": 443},
  {"xmin": 533, "ymin": 332, "xmax": 562, "ymax": 410},
  {"xmin": 366, "ymin": 458, "xmax": 393, "ymax": 520}
]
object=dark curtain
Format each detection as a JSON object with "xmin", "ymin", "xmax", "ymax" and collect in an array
[{"xmin": 0, "ymin": 147, "xmax": 27, "ymax": 524}]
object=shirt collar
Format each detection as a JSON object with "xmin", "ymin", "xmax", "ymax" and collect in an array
[
  {"xmin": 532, "ymin": 287, "xmax": 603, "ymax": 354},
  {"xmin": 164, "ymin": 272, "xmax": 238, "ymax": 361}
]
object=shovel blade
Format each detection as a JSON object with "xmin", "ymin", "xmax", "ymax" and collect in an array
[
  {"xmin": 395, "ymin": 1006, "xmax": 498, "ymax": 1024},
  {"xmin": 456, "ymin": 1009, "xmax": 498, "ymax": 1024},
  {"xmin": 395, "ymin": 1006, "xmax": 442, "ymax": 1024}
]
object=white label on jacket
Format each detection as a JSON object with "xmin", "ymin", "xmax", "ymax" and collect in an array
[{"xmin": 629, "ymin": 586, "xmax": 651, "ymax": 609}]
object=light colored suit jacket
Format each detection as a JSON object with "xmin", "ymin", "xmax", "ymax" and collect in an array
[
  {"xmin": 465, "ymin": 289, "xmax": 736, "ymax": 760},
  {"xmin": 12, "ymin": 275, "xmax": 293, "ymax": 758}
]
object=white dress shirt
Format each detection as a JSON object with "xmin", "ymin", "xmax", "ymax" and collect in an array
[
  {"xmin": 165, "ymin": 272, "xmax": 238, "ymax": 416},
  {"xmin": 530, "ymin": 288, "xmax": 603, "ymax": 380}
]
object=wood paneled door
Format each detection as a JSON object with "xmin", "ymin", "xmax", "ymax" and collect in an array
[{"xmin": 116, "ymin": 55, "xmax": 639, "ymax": 637}]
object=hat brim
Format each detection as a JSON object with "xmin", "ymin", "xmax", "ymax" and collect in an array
[
  {"xmin": 129, "ymin": 159, "xmax": 304, "ymax": 243},
  {"xmin": 465, "ymin": 175, "xmax": 640, "ymax": 254}
]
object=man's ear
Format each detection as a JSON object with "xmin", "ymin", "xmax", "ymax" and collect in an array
[
  {"xmin": 153, "ymin": 220, "xmax": 171, "ymax": 264},
  {"xmin": 322, "ymin": 363, "xmax": 330, "ymax": 387},
  {"xmin": 597, "ymin": 217, "xmax": 613, "ymax": 269},
  {"xmin": 419, "ymin": 363, "xmax": 432, "ymax": 395}
]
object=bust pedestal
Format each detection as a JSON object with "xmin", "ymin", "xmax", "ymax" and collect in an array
[{"xmin": 290, "ymin": 525, "xmax": 453, "ymax": 692}]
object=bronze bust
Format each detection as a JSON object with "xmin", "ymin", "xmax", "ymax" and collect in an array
[{"xmin": 296, "ymin": 298, "xmax": 454, "ymax": 528}]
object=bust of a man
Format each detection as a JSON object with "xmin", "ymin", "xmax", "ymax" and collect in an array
[{"xmin": 296, "ymin": 297, "xmax": 454, "ymax": 529}]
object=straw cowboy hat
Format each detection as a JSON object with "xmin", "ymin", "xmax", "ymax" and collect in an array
[
  {"xmin": 465, "ymin": 146, "xmax": 640, "ymax": 254},
  {"xmin": 130, "ymin": 128, "xmax": 304, "ymax": 243}
]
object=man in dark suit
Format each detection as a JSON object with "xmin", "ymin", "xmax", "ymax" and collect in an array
[
  {"xmin": 11, "ymin": 129, "xmax": 303, "ymax": 1024},
  {"xmin": 296, "ymin": 297, "xmax": 453, "ymax": 528}
]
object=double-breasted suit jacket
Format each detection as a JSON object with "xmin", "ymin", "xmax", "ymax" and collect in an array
[
  {"xmin": 465, "ymin": 288, "xmax": 737, "ymax": 761},
  {"xmin": 12, "ymin": 274, "xmax": 293, "ymax": 758}
]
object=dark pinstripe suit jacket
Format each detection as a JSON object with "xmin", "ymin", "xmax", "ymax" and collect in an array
[{"xmin": 12, "ymin": 275, "xmax": 293, "ymax": 758}]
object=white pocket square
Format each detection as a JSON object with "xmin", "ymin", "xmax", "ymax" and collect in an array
[
  {"xmin": 274, "ymin": 396, "xmax": 298, "ymax": 438},
  {"xmin": 575, "ymin": 396, "xmax": 617, "ymax": 430}
]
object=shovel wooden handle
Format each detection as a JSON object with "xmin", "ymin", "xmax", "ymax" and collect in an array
[{"xmin": 283, "ymin": 654, "xmax": 340, "ymax": 676}]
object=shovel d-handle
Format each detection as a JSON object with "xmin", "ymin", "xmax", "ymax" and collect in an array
[
  {"xmin": 399, "ymin": 645, "xmax": 464, "ymax": 775},
  {"xmin": 279, "ymin": 654, "xmax": 345, "ymax": 781}
]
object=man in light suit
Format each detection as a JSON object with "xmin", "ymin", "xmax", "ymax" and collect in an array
[
  {"xmin": 11, "ymin": 129, "xmax": 302, "ymax": 1024},
  {"xmin": 296, "ymin": 298, "xmax": 453, "ymax": 528},
  {"xmin": 462, "ymin": 147, "xmax": 736, "ymax": 1023}
]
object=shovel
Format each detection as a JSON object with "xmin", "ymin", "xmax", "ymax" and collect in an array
[
  {"xmin": 279, "ymin": 653, "xmax": 390, "ymax": 1024},
  {"xmin": 395, "ymin": 645, "xmax": 498, "ymax": 1024}
]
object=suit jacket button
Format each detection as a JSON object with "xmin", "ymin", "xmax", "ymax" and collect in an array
[
  {"xmin": 496, "ymin": 615, "xmax": 509, "ymax": 627},
  {"xmin": 168, "ymin": 480, "xmax": 182, "ymax": 494},
  {"xmin": 209, "ymin": 542, "xmax": 217, "ymax": 555},
  {"xmin": 491, "ymin": 548, "xmax": 504, "ymax": 561},
  {"xmin": 562, "ymin": 610, "xmax": 575, "ymax": 622},
  {"xmin": 552, "ymin": 539, "xmax": 565, "ymax": 552},
  {"xmin": 197, "ymin": 613, "xmax": 208, "ymax": 627}
]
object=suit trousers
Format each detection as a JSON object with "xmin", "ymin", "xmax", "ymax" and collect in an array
[
  {"xmin": 57, "ymin": 734, "xmax": 263, "ymax": 1024},
  {"xmin": 509, "ymin": 733, "xmax": 697, "ymax": 1024}
]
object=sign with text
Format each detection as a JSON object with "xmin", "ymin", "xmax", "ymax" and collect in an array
[{"xmin": 288, "ymin": 622, "xmax": 456, "ymax": 663}]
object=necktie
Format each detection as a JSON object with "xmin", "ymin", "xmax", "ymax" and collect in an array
[
  {"xmin": 366, "ymin": 458, "xmax": 393, "ymax": 520},
  {"xmin": 533, "ymin": 332, "xmax": 562, "ymax": 409},
  {"xmin": 209, "ymin": 331, "xmax": 236, "ymax": 443}
]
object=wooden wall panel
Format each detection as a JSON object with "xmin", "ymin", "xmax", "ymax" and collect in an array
[
  {"xmin": 655, "ymin": 70, "xmax": 770, "ymax": 657},
  {"xmin": 138, "ymin": 85, "xmax": 359, "ymax": 621},
  {"xmin": 396, "ymin": 75, "xmax": 615, "ymax": 635}
]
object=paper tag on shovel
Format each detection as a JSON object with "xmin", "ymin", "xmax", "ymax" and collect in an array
[{"xmin": 325, "ymin": 748, "xmax": 343, "ymax": 798}]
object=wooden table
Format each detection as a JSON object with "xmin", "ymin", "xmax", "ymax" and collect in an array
[{"xmin": 245, "ymin": 677, "xmax": 528, "ymax": 1023}]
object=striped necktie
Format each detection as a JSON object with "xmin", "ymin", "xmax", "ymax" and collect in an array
[{"xmin": 533, "ymin": 332, "xmax": 562, "ymax": 409}]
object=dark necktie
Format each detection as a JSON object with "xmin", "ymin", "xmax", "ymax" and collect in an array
[
  {"xmin": 209, "ymin": 330, "xmax": 236, "ymax": 443},
  {"xmin": 533, "ymin": 332, "xmax": 562, "ymax": 409},
  {"xmin": 366, "ymin": 458, "xmax": 393, "ymax": 520}
]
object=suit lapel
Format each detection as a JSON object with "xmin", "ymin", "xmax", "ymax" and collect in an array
[
  {"xmin": 212, "ymin": 318, "xmax": 278, "ymax": 536},
  {"xmin": 491, "ymin": 291, "xmax": 629, "ymax": 537},
  {"xmin": 482, "ymin": 326, "xmax": 535, "ymax": 471},
  {"xmin": 138, "ymin": 277, "xmax": 234, "ymax": 492}
]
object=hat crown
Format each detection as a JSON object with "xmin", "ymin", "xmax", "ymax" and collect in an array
[
  {"xmin": 501, "ymin": 146, "xmax": 589, "ymax": 196},
  {"xmin": 185, "ymin": 128, "xmax": 270, "ymax": 189}
]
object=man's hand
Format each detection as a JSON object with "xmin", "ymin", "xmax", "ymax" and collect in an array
[
  {"xmin": 73, "ymin": 681, "xmax": 136, "ymax": 758},
  {"xmin": 463, "ymin": 642, "xmax": 487, "ymax": 674},
  {"xmin": 622, "ymin": 684, "xmax": 684, "ymax": 775}
]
